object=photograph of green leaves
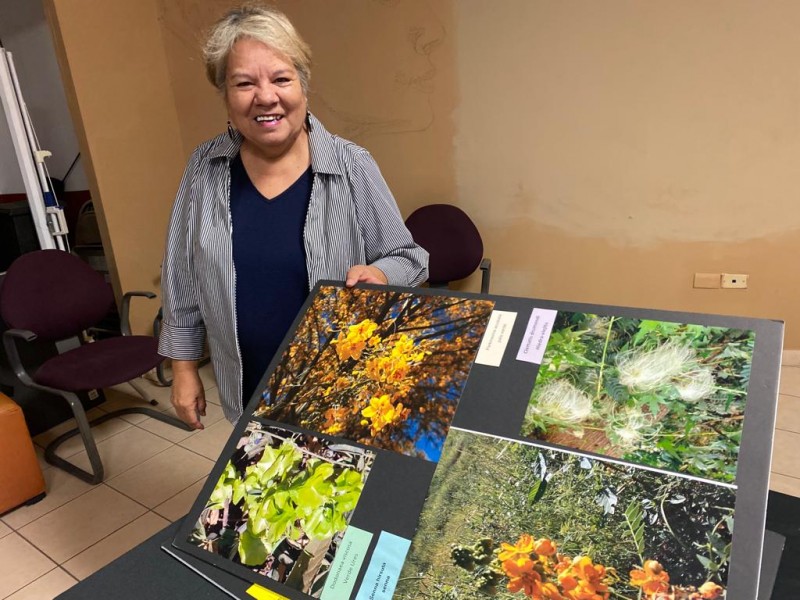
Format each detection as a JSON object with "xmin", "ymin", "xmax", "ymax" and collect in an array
[
  {"xmin": 521, "ymin": 313, "xmax": 755, "ymax": 483},
  {"xmin": 396, "ymin": 429, "xmax": 732, "ymax": 600},
  {"xmin": 188, "ymin": 421, "xmax": 374, "ymax": 597}
]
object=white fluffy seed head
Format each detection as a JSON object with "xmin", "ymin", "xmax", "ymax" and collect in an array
[
  {"xmin": 610, "ymin": 408, "xmax": 650, "ymax": 448},
  {"xmin": 529, "ymin": 380, "xmax": 593, "ymax": 423},
  {"xmin": 675, "ymin": 367, "xmax": 716, "ymax": 401},
  {"xmin": 616, "ymin": 343, "xmax": 696, "ymax": 392}
]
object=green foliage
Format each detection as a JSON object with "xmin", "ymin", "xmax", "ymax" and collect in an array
[
  {"xmin": 190, "ymin": 424, "xmax": 371, "ymax": 574},
  {"xmin": 395, "ymin": 431, "xmax": 734, "ymax": 600}
]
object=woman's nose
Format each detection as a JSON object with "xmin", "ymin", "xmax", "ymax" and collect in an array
[{"xmin": 254, "ymin": 84, "xmax": 278, "ymax": 104}]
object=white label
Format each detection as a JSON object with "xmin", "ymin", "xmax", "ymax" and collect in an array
[
  {"xmin": 516, "ymin": 309, "xmax": 558, "ymax": 364},
  {"xmin": 475, "ymin": 310, "xmax": 518, "ymax": 367}
]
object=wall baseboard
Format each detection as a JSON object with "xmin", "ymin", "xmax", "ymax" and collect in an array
[{"xmin": 782, "ymin": 349, "xmax": 800, "ymax": 366}]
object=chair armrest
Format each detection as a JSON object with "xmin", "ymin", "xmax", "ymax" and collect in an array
[
  {"xmin": 479, "ymin": 258, "xmax": 492, "ymax": 294},
  {"xmin": 2, "ymin": 329, "xmax": 38, "ymax": 386},
  {"xmin": 121, "ymin": 291, "xmax": 157, "ymax": 336}
]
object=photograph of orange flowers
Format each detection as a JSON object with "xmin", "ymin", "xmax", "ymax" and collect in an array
[
  {"xmin": 254, "ymin": 285, "xmax": 495, "ymax": 461},
  {"xmin": 395, "ymin": 429, "xmax": 733, "ymax": 600},
  {"xmin": 186, "ymin": 421, "xmax": 375, "ymax": 597},
  {"xmin": 520, "ymin": 313, "xmax": 755, "ymax": 483}
]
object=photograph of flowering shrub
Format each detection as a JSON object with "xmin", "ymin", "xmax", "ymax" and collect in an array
[
  {"xmin": 188, "ymin": 421, "xmax": 374, "ymax": 597},
  {"xmin": 254, "ymin": 285, "xmax": 494, "ymax": 461},
  {"xmin": 520, "ymin": 313, "xmax": 755, "ymax": 483},
  {"xmin": 395, "ymin": 429, "xmax": 733, "ymax": 600}
]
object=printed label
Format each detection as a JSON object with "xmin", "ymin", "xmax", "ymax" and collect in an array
[
  {"xmin": 354, "ymin": 531, "xmax": 412, "ymax": 600},
  {"xmin": 321, "ymin": 526, "xmax": 373, "ymax": 600},
  {"xmin": 475, "ymin": 310, "xmax": 518, "ymax": 367},
  {"xmin": 516, "ymin": 309, "xmax": 558, "ymax": 364}
]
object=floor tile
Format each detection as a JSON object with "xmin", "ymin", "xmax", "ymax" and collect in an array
[
  {"xmin": 134, "ymin": 407, "xmax": 197, "ymax": 443},
  {"xmin": 53, "ymin": 417, "xmax": 133, "ymax": 459},
  {"xmin": 2, "ymin": 467, "xmax": 94, "ymax": 530},
  {"xmin": 771, "ymin": 428, "xmax": 800, "ymax": 479},
  {"xmin": 0, "ymin": 520, "xmax": 11, "ymax": 538},
  {"xmin": 107, "ymin": 445, "xmax": 213, "ymax": 508},
  {"xmin": 19, "ymin": 485, "xmax": 146, "ymax": 564},
  {"xmin": 198, "ymin": 362, "xmax": 218, "ymax": 389},
  {"xmin": 153, "ymin": 479, "xmax": 207, "ymax": 522},
  {"xmin": 136, "ymin": 398, "xmax": 225, "ymax": 443},
  {"xmin": 778, "ymin": 366, "xmax": 800, "ymax": 398},
  {"xmin": 776, "ymin": 394, "xmax": 800, "ymax": 434},
  {"xmin": 0, "ymin": 533, "xmax": 57, "ymax": 597},
  {"xmin": 62, "ymin": 511, "xmax": 169, "ymax": 580},
  {"xmin": 204, "ymin": 385, "xmax": 222, "ymax": 406},
  {"xmin": 34, "ymin": 446, "xmax": 51, "ymax": 473},
  {"xmin": 178, "ymin": 417, "xmax": 234, "ymax": 461},
  {"xmin": 769, "ymin": 472, "xmax": 800, "ymax": 498},
  {"xmin": 5, "ymin": 567, "xmax": 77, "ymax": 600},
  {"xmin": 33, "ymin": 408, "xmax": 106, "ymax": 449},
  {"xmin": 102, "ymin": 386, "xmax": 173, "ymax": 424},
  {"xmin": 68, "ymin": 426, "xmax": 172, "ymax": 480}
]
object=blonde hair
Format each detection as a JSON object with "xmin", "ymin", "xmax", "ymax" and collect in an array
[{"xmin": 203, "ymin": 4, "xmax": 312, "ymax": 94}]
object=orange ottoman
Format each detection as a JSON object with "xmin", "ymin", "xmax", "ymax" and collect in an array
[{"xmin": 0, "ymin": 393, "xmax": 45, "ymax": 514}]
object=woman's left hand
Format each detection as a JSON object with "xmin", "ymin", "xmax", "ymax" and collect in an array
[{"xmin": 345, "ymin": 264, "xmax": 388, "ymax": 286}]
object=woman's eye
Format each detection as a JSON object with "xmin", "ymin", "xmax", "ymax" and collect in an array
[
  {"xmin": 275, "ymin": 77, "xmax": 291, "ymax": 84},
  {"xmin": 236, "ymin": 81, "xmax": 252, "ymax": 88}
]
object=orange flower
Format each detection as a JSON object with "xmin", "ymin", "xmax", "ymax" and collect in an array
[
  {"xmin": 360, "ymin": 394, "xmax": 408, "ymax": 435},
  {"xmin": 335, "ymin": 319, "xmax": 378, "ymax": 361},
  {"xmin": 321, "ymin": 407, "xmax": 348, "ymax": 435},
  {"xmin": 504, "ymin": 559, "xmax": 544, "ymax": 597},
  {"xmin": 630, "ymin": 560, "xmax": 670, "ymax": 596},
  {"xmin": 498, "ymin": 534, "xmax": 537, "ymax": 565},
  {"xmin": 698, "ymin": 581, "xmax": 724, "ymax": 599},
  {"xmin": 533, "ymin": 537, "xmax": 557, "ymax": 557}
]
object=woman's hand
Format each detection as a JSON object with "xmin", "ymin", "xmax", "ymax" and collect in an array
[
  {"xmin": 170, "ymin": 360, "xmax": 206, "ymax": 430},
  {"xmin": 345, "ymin": 264, "xmax": 388, "ymax": 286}
]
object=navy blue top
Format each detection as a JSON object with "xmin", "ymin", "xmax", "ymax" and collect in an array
[{"xmin": 230, "ymin": 154, "xmax": 311, "ymax": 405}]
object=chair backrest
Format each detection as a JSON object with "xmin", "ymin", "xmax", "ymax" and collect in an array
[
  {"xmin": 405, "ymin": 204, "xmax": 484, "ymax": 285},
  {"xmin": 0, "ymin": 249, "xmax": 114, "ymax": 342}
]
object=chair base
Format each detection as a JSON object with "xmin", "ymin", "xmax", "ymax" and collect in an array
[{"xmin": 45, "ymin": 405, "xmax": 193, "ymax": 485}]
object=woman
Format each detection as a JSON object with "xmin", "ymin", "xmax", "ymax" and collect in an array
[{"xmin": 158, "ymin": 5, "xmax": 428, "ymax": 428}]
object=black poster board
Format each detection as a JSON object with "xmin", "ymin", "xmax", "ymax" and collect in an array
[{"xmin": 169, "ymin": 282, "xmax": 782, "ymax": 600}]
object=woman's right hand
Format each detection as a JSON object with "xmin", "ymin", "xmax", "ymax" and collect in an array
[{"xmin": 170, "ymin": 360, "xmax": 206, "ymax": 430}]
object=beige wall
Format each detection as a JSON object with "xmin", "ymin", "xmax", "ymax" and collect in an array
[
  {"xmin": 46, "ymin": 0, "xmax": 800, "ymax": 346},
  {"xmin": 45, "ymin": 0, "xmax": 186, "ymax": 334}
]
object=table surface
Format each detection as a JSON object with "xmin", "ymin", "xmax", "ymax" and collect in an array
[{"xmin": 56, "ymin": 490, "xmax": 799, "ymax": 600}]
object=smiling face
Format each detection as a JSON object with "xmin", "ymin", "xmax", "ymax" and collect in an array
[{"xmin": 225, "ymin": 38, "xmax": 308, "ymax": 160}]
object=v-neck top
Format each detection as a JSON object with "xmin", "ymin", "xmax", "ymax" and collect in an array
[{"xmin": 229, "ymin": 153, "xmax": 312, "ymax": 403}]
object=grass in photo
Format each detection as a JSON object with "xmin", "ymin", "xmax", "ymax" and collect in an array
[
  {"xmin": 396, "ymin": 429, "xmax": 733, "ymax": 600},
  {"xmin": 521, "ymin": 313, "xmax": 754, "ymax": 483},
  {"xmin": 254, "ymin": 285, "xmax": 494, "ymax": 461},
  {"xmin": 188, "ymin": 421, "xmax": 375, "ymax": 597}
]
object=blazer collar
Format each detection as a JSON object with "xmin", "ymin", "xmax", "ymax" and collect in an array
[{"xmin": 208, "ymin": 112, "xmax": 343, "ymax": 177}]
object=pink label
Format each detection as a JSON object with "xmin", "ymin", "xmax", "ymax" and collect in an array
[{"xmin": 516, "ymin": 309, "xmax": 557, "ymax": 364}]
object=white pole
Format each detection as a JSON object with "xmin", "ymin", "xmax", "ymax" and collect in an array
[{"xmin": 0, "ymin": 48, "xmax": 56, "ymax": 250}]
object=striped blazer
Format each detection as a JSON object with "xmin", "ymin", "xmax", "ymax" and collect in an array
[{"xmin": 158, "ymin": 113, "xmax": 429, "ymax": 423}]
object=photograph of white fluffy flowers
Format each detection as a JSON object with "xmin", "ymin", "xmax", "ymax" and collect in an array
[{"xmin": 521, "ymin": 313, "xmax": 755, "ymax": 483}]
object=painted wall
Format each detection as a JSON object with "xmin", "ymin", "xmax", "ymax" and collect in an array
[
  {"xmin": 44, "ymin": 0, "xmax": 800, "ymax": 346},
  {"xmin": 45, "ymin": 0, "xmax": 185, "ymax": 333},
  {"xmin": 0, "ymin": 0, "xmax": 88, "ymax": 194}
]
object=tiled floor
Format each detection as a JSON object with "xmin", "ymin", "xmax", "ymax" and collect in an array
[
  {"xmin": 2, "ymin": 362, "xmax": 800, "ymax": 598},
  {"xmin": 0, "ymin": 363, "xmax": 231, "ymax": 599}
]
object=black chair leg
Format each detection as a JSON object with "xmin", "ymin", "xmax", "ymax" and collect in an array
[
  {"xmin": 44, "ymin": 392, "xmax": 194, "ymax": 485},
  {"xmin": 45, "ymin": 391, "xmax": 105, "ymax": 484},
  {"xmin": 128, "ymin": 378, "xmax": 159, "ymax": 406}
]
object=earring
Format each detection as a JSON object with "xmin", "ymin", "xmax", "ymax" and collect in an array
[{"xmin": 227, "ymin": 120, "xmax": 235, "ymax": 139}]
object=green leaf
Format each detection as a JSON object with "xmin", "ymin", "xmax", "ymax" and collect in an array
[{"xmin": 238, "ymin": 528, "xmax": 269, "ymax": 566}]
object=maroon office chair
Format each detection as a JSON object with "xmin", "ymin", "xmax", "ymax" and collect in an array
[
  {"xmin": 0, "ymin": 250, "xmax": 191, "ymax": 484},
  {"xmin": 405, "ymin": 204, "xmax": 492, "ymax": 293}
]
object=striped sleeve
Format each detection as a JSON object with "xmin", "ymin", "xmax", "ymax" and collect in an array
[
  {"xmin": 348, "ymin": 148, "xmax": 429, "ymax": 286},
  {"xmin": 158, "ymin": 149, "xmax": 207, "ymax": 360}
]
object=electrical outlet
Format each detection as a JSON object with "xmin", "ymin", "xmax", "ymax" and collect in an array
[
  {"xmin": 721, "ymin": 273, "xmax": 748, "ymax": 289},
  {"xmin": 694, "ymin": 273, "xmax": 721, "ymax": 289}
]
